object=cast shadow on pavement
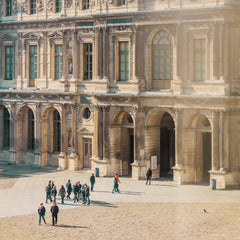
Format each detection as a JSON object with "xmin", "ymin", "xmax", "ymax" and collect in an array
[
  {"xmin": 54, "ymin": 224, "xmax": 89, "ymax": 229},
  {"xmin": 90, "ymin": 200, "xmax": 117, "ymax": 208},
  {"xmin": 119, "ymin": 191, "xmax": 143, "ymax": 195}
]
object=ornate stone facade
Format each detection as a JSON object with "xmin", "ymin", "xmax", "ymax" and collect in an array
[{"xmin": 1, "ymin": 0, "xmax": 240, "ymax": 189}]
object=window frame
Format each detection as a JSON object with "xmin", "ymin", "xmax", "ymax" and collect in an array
[
  {"xmin": 54, "ymin": 44, "xmax": 63, "ymax": 80},
  {"xmin": 28, "ymin": 45, "xmax": 38, "ymax": 87},
  {"xmin": 82, "ymin": 0, "xmax": 90, "ymax": 10},
  {"xmin": 193, "ymin": 38, "xmax": 206, "ymax": 82},
  {"xmin": 119, "ymin": 41, "xmax": 129, "ymax": 81},
  {"xmin": 30, "ymin": 0, "xmax": 37, "ymax": 14},
  {"xmin": 117, "ymin": 0, "xmax": 125, "ymax": 6},
  {"xmin": 83, "ymin": 43, "xmax": 93, "ymax": 80},
  {"xmin": 4, "ymin": 45, "xmax": 14, "ymax": 80},
  {"xmin": 5, "ymin": 0, "xmax": 12, "ymax": 16}
]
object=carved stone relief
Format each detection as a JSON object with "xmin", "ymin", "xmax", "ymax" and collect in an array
[
  {"xmin": 47, "ymin": 0, "xmax": 53, "ymax": 11},
  {"xmin": 21, "ymin": 0, "xmax": 28, "ymax": 13},
  {"xmin": 13, "ymin": 0, "xmax": 18, "ymax": 13},
  {"xmin": 65, "ymin": 0, "xmax": 73, "ymax": 8},
  {"xmin": 38, "ymin": 0, "xmax": 44, "ymax": 12}
]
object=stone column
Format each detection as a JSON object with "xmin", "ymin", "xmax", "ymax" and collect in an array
[
  {"xmin": 62, "ymin": 31, "xmax": 68, "ymax": 91},
  {"xmin": 103, "ymin": 106, "xmax": 110, "ymax": 161},
  {"xmin": 172, "ymin": 108, "xmax": 184, "ymax": 183},
  {"xmin": 42, "ymin": 32, "xmax": 47, "ymax": 88},
  {"xmin": 132, "ymin": 107, "xmax": 145, "ymax": 180},
  {"xmin": 93, "ymin": 105, "xmax": 103, "ymax": 159},
  {"xmin": 58, "ymin": 104, "xmax": 67, "ymax": 169},
  {"xmin": 103, "ymin": 28, "xmax": 109, "ymax": 80},
  {"xmin": 211, "ymin": 110, "xmax": 220, "ymax": 171},
  {"xmin": 72, "ymin": 31, "xmax": 78, "ymax": 91},
  {"xmin": 9, "ymin": 103, "xmax": 16, "ymax": 163},
  {"xmin": 34, "ymin": 103, "xmax": 41, "ymax": 165},
  {"xmin": 17, "ymin": 33, "xmax": 23, "ymax": 89},
  {"xmin": 69, "ymin": 104, "xmax": 78, "ymax": 170}
]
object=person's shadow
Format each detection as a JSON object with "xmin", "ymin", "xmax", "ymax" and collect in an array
[{"xmin": 54, "ymin": 224, "xmax": 89, "ymax": 229}]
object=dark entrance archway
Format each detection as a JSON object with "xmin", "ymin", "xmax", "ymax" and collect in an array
[
  {"xmin": 160, "ymin": 112, "xmax": 175, "ymax": 178},
  {"xmin": 111, "ymin": 111, "xmax": 134, "ymax": 176}
]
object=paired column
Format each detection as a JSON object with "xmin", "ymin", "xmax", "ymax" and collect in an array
[
  {"xmin": 102, "ymin": 106, "xmax": 110, "ymax": 161},
  {"xmin": 93, "ymin": 105, "xmax": 103, "ymax": 159},
  {"xmin": 9, "ymin": 103, "xmax": 16, "ymax": 163}
]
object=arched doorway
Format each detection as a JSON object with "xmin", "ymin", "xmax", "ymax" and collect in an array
[
  {"xmin": 42, "ymin": 108, "xmax": 61, "ymax": 167},
  {"xmin": 0, "ymin": 106, "xmax": 10, "ymax": 149},
  {"xmin": 185, "ymin": 114, "xmax": 212, "ymax": 183},
  {"xmin": 160, "ymin": 112, "xmax": 175, "ymax": 178},
  {"xmin": 110, "ymin": 111, "xmax": 134, "ymax": 176},
  {"xmin": 146, "ymin": 110, "xmax": 175, "ymax": 179}
]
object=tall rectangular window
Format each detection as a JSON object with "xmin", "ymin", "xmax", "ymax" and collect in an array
[
  {"xmin": 194, "ymin": 39, "xmax": 206, "ymax": 82},
  {"xmin": 83, "ymin": 0, "xmax": 90, "ymax": 10},
  {"xmin": 119, "ymin": 42, "xmax": 129, "ymax": 81},
  {"xmin": 30, "ymin": 0, "xmax": 37, "ymax": 14},
  {"xmin": 56, "ymin": 0, "xmax": 62, "ymax": 13},
  {"xmin": 55, "ymin": 45, "xmax": 63, "ymax": 80},
  {"xmin": 83, "ymin": 43, "xmax": 92, "ymax": 80},
  {"xmin": 29, "ymin": 45, "xmax": 37, "ymax": 86},
  {"xmin": 6, "ymin": 0, "xmax": 12, "ymax": 16},
  {"xmin": 5, "ymin": 46, "xmax": 14, "ymax": 80}
]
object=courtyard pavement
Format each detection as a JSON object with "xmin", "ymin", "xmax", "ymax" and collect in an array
[{"xmin": 0, "ymin": 162, "xmax": 240, "ymax": 218}]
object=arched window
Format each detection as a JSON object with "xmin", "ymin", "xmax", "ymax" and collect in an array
[
  {"xmin": 3, "ymin": 107, "xmax": 10, "ymax": 148},
  {"xmin": 53, "ymin": 110, "xmax": 61, "ymax": 152},
  {"xmin": 152, "ymin": 31, "xmax": 173, "ymax": 89},
  {"xmin": 27, "ymin": 109, "xmax": 34, "ymax": 150}
]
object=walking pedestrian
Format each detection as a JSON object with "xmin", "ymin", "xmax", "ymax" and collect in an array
[
  {"xmin": 84, "ymin": 184, "xmax": 90, "ymax": 205},
  {"xmin": 145, "ymin": 168, "xmax": 152, "ymax": 185},
  {"xmin": 114, "ymin": 173, "xmax": 121, "ymax": 192},
  {"xmin": 50, "ymin": 202, "xmax": 59, "ymax": 226},
  {"xmin": 51, "ymin": 186, "xmax": 57, "ymax": 203},
  {"xmin": 58, "ymin": 185, "xmax": 66, "ymax": 204},
  {"xmin": 73, "ymin": 183, "xmax": 79, "ymax": 203},
  {"xmin": 45, "ymin": 181, "xmax": 52, "ymax": 203},
  {"xmin": 66, "ymin": 180, "xmax": 72, "ymax": 199},
  {"xmin": 38, "ymin": 203, "xmax": 46, "ymax": 225},
  {"xmin": 112, "ymin": 177, "xmax": 120, "ymax": 193},
  {"xmin": 90, "ymin": 173, "xmax": 95, "ymax": 191}
]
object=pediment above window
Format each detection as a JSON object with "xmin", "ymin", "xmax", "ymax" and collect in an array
[{"xmin": 48, "ymin": 32, "xmax": 63, "ymax": 39}]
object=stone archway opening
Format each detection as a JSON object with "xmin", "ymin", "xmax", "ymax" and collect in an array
[
  {"xmin": 185, "ymin": 114, "xmax": 212, "ymax": 183},
  {"xmin": 111, "ymin": 111, "xmax": 134, "ymax": 176},
  {"xmin": 146, "ymin": 110, "xmax": 175, "ymax": 180},
  {"xmin": 160, "ymin": 112, "xmax": 175, "ymax": 178}
]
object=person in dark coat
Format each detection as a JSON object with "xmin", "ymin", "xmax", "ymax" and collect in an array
[
  {"xmin": 73, "ymin": 183, "xmax": 79, "ymax": 203},
  {"xmin": 45, "ymin": 180, "xmax": 52, "ymax": 203},
  {"xmin": 90, "ymin": 173, "xmax": 95, "ymax": 191},
  {"xmin": 84, "ymin": 183, "xmax": 90, "ymax": 205},
  {"xmin": 50, "ymin": 202, "xmax": 59, "ymax": 226},
  {"xmin": 51, "ymin": 186, "xmax": 57, "ymax": 203},
  {"xmin": 38, "ymin": 203, "xmax": 46, "ymax": 225},
  {"xmin": 58, "ymin": 185, "xmax": 66, "ymax": 204},
  {"xmin": 66, "ymin": 180, "xmax": 72, "ymax": 199},
  {"xmin": 146, "ymin": 168, "xmax": 152, "ymax": 185}
]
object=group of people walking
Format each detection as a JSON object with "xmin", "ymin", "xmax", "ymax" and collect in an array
[{"xmin": 45, "ymin": 178, "xmax": 93, "ymax": 205}]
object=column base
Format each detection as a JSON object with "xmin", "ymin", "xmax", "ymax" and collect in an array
[
  {"xmin": 91, "ymin": 157, "xmax": 109, "ymax": 177},
  {"xmin": 58, "ymin": 152, "xmax": 67, "ymax": 170},
  {"xmin": 131, "ymin": 161, "xmax": 146, "ymax": 180},
  {"xmin": 9, "ymin": 148, "xmax": 16, "ymax": 164},
  {"xmin": 172, "ymin": 164, "xmax": 185, "ymax": 184},
  {"xmin": 68, "ymin": 153, "xmax": 78, "ymax": 171},
  {"xmin": 209, "ymin": 169, "xmax": 239, "ymax": 189}
]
